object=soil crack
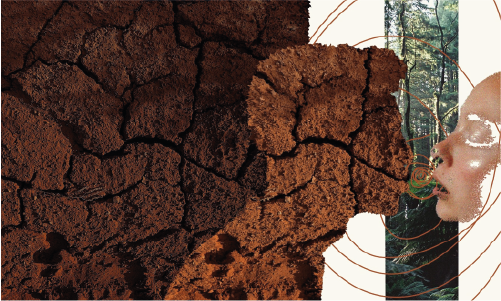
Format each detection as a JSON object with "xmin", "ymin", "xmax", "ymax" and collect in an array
[{"xmin": 20, "ymin": 1, "xmax": 67, "ymax": 72}]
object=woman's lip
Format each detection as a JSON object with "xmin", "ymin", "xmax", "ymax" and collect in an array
[
  {"xmin": 431, "ymin": 172, "xmax": 450, "ymax": 197},
  {"xmin": 433, "ymin": 186, "xmax": 450, "ymax": 198},
  {"xmin": 432, "ymin": 187, "xmax": 440, "ymax": 195}
]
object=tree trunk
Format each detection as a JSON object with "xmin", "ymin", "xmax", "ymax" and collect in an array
[
  {"xmin": 399, "ymin": 0, "xmax": 414, "ymax": 152},
  {"xmin": 435, "ymin": 0, "xmax": 446, "ymax": 144},
  {"xmin": 385, "ymin": 0, "xmax": 391, "ymax": 49}
]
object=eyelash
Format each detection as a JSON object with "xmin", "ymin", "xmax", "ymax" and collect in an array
[
  {"xmin": 465, "ymin": 138, "xmax": 494, "ymax": 147},
  {"xmin": 464, "ymin": 129, "xmax": 497, "ymax": 147},
  {"xmin": 460, "ymin": 119, "xmax": 501, "ymax": 148}
]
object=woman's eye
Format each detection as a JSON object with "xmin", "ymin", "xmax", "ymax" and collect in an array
[
  {"xmin": 464, "ymin": 121, "xmax": 498, "ymax": 147},
  {"xmin": 465, "ymin": 134, "xmax": 493, "ymax": 146}
]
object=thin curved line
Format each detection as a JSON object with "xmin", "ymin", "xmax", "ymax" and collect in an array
[
  {"xmin": 472, "ymin": 262, "xmax": 501, "ymax": 300},
  {"xmin": 494, "ymin": 0, "xmax": 501, "ymax": 20},
  {"xmin": 346, "ymin": 231, "xmax": 452, "ymax": 259},
  {"xmin": 382, "ymin": 214, "xmax": 442, "ymax": 240},
  {"xmin": 406, "ymin": 133, "xmax": 431, "ymax": 143}
]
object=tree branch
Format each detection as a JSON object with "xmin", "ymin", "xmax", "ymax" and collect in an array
[{"xmin": 440, "ymin": 104, "xmax": 459, "ymax": 123}]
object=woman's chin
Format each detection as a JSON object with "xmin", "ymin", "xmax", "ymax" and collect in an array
[
  {"xmin": 436, "ymin": 194, "xmax": 482, "ymax": 223},
  {"xmin": 436, "ymin": 196, "xmax": 459, "ymax": 222}
]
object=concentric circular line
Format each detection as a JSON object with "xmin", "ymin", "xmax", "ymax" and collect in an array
[
  {"xmin": 335, "ymin": 195, "xmax": 500, "ymax": 276},
  {"xmin": 314, "ymin": 3, "xmax": 500, "ymax": 298},
  {"xmin": 339, "ymin": 174, "xmax": 500, "ymax": 263}
]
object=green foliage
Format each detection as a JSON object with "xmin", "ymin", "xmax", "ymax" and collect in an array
[
  {"xmin": 430, "ymin": 287, "xmax": 458, "ymax": 300},
  {"xmin": 386, "ymin": 260, "xmax": 433, "ymax": 300}
]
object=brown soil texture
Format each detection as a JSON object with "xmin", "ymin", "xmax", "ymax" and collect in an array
[
  {"xmin": 165, "ymin": 44, "xmax": 412, "ymax": 300},
  {"xmin": 1, "ymin": 1, "xmax": 411, "ymax": 300}
]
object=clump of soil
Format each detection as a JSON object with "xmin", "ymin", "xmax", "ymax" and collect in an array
[
  {"xmin": 1, "ymin": 1, "xmax": 411, "ymax": 300},
  {"xmin": 163, "ymin": 43, "xmax": 412, "ymax": 300}
]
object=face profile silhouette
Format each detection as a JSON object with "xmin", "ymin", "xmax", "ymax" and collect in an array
[
  {"xmin": 431, "ymin": 72, "xmax": 501, "ymax": 223},
  {"xmin": 164, "ymin": 43, "xmax": 413, "ymax": 300}
]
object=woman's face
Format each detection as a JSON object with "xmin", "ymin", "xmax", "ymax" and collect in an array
[{"xmin": 431, "ymin": 72, "xmax": 500, "ymax": 222}]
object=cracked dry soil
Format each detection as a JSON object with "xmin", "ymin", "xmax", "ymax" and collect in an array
[{"xmin": 2, "ymin": 1, "xmax": 412, "ymax": 300}]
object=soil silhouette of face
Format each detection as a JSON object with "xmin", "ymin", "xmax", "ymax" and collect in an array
[
  {"xmin": 432, "ymin": 72, "xmax": 501, "ymax": 222},
  {"xmin": 164, "ymin": 43, "xmax": 414, "ymax": 300}
]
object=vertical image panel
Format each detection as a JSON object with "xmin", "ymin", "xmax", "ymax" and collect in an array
[{"xmin": 385, "ymin": 1, "xmax": 460, "ymax": 300}]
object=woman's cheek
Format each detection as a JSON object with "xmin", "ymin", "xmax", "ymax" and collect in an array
[{"xmin": 458, "ymin": 147, "xmax": 499, "ymax": 185}]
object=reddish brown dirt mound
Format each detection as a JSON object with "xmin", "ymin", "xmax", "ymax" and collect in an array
[
  {"xmin": 2, "ymin": 1, "xmax": 411, "ymax": 300},
  {"xmin": 164, "ymin": 44, "xmax": 412, "ymax": 300}
]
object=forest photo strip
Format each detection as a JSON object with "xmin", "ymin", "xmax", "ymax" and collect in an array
[{"xmin": 384, "ymin": 0, "xmax": 459, "ymax": 300}]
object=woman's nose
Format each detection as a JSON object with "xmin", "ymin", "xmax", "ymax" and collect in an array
[{"xmin": 431, "ymin": 137, "xmax": 453, "ymax": 167}]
